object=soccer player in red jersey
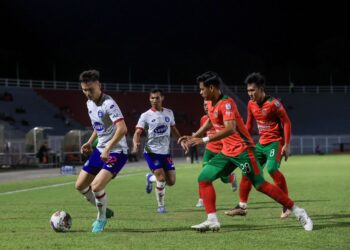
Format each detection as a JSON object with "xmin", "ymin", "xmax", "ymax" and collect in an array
[
  {"xmin": 195, "ymin": 100, "xmax": 237, "ymax": 208},
  {"xmin": 226, "ymin": 72, "xmax": 292, "ymax": 219},
  {"xmin": 179, "ymin": 71, "xmax": 312, "ymax": 232}
]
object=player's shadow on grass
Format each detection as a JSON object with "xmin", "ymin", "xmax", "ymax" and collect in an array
[
  {"xmin": 106, "ymin": 226, "xmax": 191, "ymax": 233},
  {"xmin": 220, "ymin": 223, "xmax": 300, "ymax": 232}
]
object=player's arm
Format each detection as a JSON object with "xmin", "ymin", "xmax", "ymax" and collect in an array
[
  {"xmin": 276, "ymin": 103, "xmax": 292, "ymax": 161},
  {"xmin": 101, "ymin": 120, "xmax": 128, "ymax": 162},
  {"xmin": 188, "ymin": 119, "xmax": 236, "ymax": 146},
  {"xmin": 132, "ymin": 128, "xmax": 143, "ymax": 154},
  {"xmin": 80, "ymin": 130, "xmax": 97, "ymax": 154},
  {"xmin": 246, "ymin": 103, "xmax": 255, "ymax": 134}
]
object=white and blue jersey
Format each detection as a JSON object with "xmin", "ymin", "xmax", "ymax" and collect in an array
[
  {"xmin": 136, "ymin": 108, "xmax": 175, "ymax": 155},
  {"xmin": 87, "ymin": 93, "xmax": 128, "ymax": 154}
]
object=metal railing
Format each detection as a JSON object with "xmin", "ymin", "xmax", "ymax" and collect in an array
[
  {"xmin": 1, "ymin": 134, "xmax": 349, "ymax": 167},
  {"xmin": 0, "ymin": 78, "xmax": 349, "ymax": 94}
]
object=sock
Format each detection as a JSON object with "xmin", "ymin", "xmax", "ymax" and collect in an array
[
  {"xmin": 150, "ymin": 174, "xmax": 157, "ymax": 182},
  {"xmin": 198, "ymin": 187, "xmax": 203, "ymax": 199},
  {"xmin": 270, "ymin": 170, "xmax": 289, "ymax": 195},
  {"xmin": 80, "ymin": 186, "xmax": 96, "ymax": 206},
  {"xmin": 155, "ymin": 181, "xmax": 166, "ymax": 207},
  {"xmin": 229, "ymin": 174, "xmax": 235, "ymax": 183},
  {"xmin": 199, "ymin": 181, "xmax": 216, "ymax": 214},
  {"xmin": 239, "ymin": 202, "xmax": 248, "ymax": 209},
  {"xmin": 256, "ymin": 181, "xmax": 294, "ymax": 209},
  {"xmin": 93, "ymin": 190, "xmax": 107, "ymax": 220},
  {"xmin": 207, "ymin": 213, "xmax": 218, "ymax": 222},
  {"xmin": 239, "ymin": 175, "xmax": 252, "ymax": 203}
]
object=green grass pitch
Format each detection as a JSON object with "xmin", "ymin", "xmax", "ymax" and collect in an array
[{"xmin": 0, "ymin": 155, "xmax": 349, "ymax": 250}]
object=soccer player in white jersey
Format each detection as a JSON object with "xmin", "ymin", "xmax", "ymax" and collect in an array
[
  {"xmin": 75, "ymin": 70, "xmax": 129, "ymax": 233},
  {"xmin": 132, "ymin": 89, "xmax": 184, "ymax": 213}
]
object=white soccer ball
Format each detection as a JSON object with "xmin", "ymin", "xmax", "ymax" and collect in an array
[{"xmin": 50, "ymin": 210, "xmax": 72, "ymax": 232}]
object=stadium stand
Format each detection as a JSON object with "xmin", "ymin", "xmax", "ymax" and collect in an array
[
  {"xmin": 0, "ymin": 87, "xmax": 83, "ymax": 136},
  {"xmin": 34, "ymin": 89, "xmax": 204, "ymax": 135}
]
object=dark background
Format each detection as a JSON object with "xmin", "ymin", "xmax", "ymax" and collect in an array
[{"xmin": 0, "ymin": 1, "xmax": 348, "ymax": 85}]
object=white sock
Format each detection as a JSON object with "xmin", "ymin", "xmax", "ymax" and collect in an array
[
  {"xmin": 207, "ymin": 213, "xmax": 218, "ymax": 222},
  {"xmin": 150, "ymin": 174, "xmax": 157, "ymax": 182},
  {"xmin": 291, "ymin": 205, "xmax": 302, "ymax": 216},
  {"xmin": 155, "ymin": 181, "xmax": 166, "ymax": 207},
  {"xmin": 93, "ymin": 190, "xmax": 107, "ymax": 220},
  {"xmin": 80, "ymin": 186, "xmax": 96, "ymax": 206},
  {"xmin": 239, "ymin": 202, "xmax": 248, "ymax": 209}
]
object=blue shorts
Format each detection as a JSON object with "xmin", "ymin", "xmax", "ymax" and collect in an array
[
  {"xmin": 143, "ymin": 153, "xmax": 175, "ymax": 172},
  {"xmin": 83, "ymin": 149, "xmax": 128, "ymax": 176}
]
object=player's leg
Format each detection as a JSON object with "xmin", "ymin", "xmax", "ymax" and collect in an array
[
  {"xmin": 153, "ymin": 168, "xmax": 167, "ymax": 213},
  {"xmin": 196, "ymin": 149, "xmax": 215, "ymax": 208},
  {"xmin": 75, "ymin": 149, "xmax": 100, "ymax": 205},
  {"xmin": 143, "ymin": 153, "xmax": 157, "ymax": 194},
  {"xmin": 191, "ymin": 153, "xmax": 235, "ymax": 232},
  {"xmin": 264, "ymin": 141, "xmax": 290, "ymax": 218},
  {"xmin": 91, "ymin": 152, "xmax": 128, "ymax": 233},
  {"xmin": 144, "ymin": 153, "xmax": 169, "ymax": 213},
  {"xmin": 225, "ymin": 144, "xmax": 265, "ymax": 216},
  {"xmin": 243, "ymin": 148, "xmax": 312, "ymax": 231}
]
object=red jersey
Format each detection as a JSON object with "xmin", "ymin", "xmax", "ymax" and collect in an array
[
  {"xmin": 200, "ymin": 115, "xmax": 223, "ymax": 153},
  {"xmin": 207, "ymin": 96, "xmax": 255, "ymax": 157},
  {"xmin": 246, "ymin": 97, "xmax": 291, "ymax": 145}
]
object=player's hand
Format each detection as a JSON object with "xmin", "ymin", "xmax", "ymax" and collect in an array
[
  {"xmin": 177, "ymin": 135, "xmax": 191, "ymax": 144},
  {"xmin": 281, "ymin": 144, "xmax": 290, "ymax": 161},
  {"xmin": 100, "ymin": 148, "xmax": 110, "ymax": 163},
  {"xmin": 180, "ymin": 140, "xmax": 190, "ymax": 154},
  {"xmin": 188, "ymin": 137, "xmax": 205, "ymax": 146},
  {"xmin": 80, "ymin": 142, "xmax": 92, "ymax": 155}
]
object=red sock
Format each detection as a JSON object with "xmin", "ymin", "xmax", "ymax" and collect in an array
[
  {"xmin": 198, "ymin": 187, "xmax": 203, "ymax": 199},
  {"xmin": 257, "ymin": 181, "xmax": 294, "ymax": 209},
  {"xmin": 239, "ymin": 175, "xmax": 252, "ymax": 203},
  {"xmin": 199, "ymin": 181, "xmax": 216, "ymax": 214},
  {"xmin": 270, "ymin": 170, "xmax": 289, "ymax": 195},
  {"xmin": 229, "ymin": 174, "xmax": 235, "ymax": 183}
]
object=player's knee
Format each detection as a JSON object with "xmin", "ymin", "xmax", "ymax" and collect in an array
[
  {"xmin": 197, "ymin": 173, "xmax": 213, "ymax": 182},
  {"xmin": 75, "ymin": 181, "xmax": 85, "ymax": 191},
  {"xmin": 90, "ymin": 182, "xmax": 103, "ymax": 192},
  {"xmin": 167, "ymin": 180, "xmax": 175, "ymax": 186}
]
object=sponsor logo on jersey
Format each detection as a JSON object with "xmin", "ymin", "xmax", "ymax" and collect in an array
[
  {"xmin": 225, "ymin": 103, "xmax": 232, "ymax": 110},
  {"xmin": 98, "ymin": 110, "xmax": 104, "ymax": 118},
  {"xmin": 165, "ymin": 116, "xmax": 170, "ymax": 122},
  {"xmin": 153, "ymin": 124, "xmax": 168, "ymax": 134},
  {"xmin": 93, "ymin": 122, "xmax": 104, "ymax": 131},
  {"xmin": 151, "ymin": 119, "xmax": 156, "ymax": 122}
]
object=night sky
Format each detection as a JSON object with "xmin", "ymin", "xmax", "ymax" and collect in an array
[{"xmin": 0, "ymin": 1, "xmax": 348, "ymax": 85}]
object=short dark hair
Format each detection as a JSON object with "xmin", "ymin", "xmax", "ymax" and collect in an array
[
  {"xmin": 245, "ymin": 72, "xmax": 265, "ymax": 89},
  {"xmin": 150, "ymin": 88, "xmax": 164, "ymax": 96},
  {"xmin": 196, "ymin": 71, "xmax": 222, "ymax": 88},
  {"xmin": 79, "ymin": 69, "xmax": 100, "ymax": 83}
]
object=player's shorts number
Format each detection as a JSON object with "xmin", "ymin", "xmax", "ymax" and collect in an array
[
  {"xmin": 269, "ymin": 149, "xmax": 275, "ymax": 157},
  {"xmin": 240, "ymin": 162, "xmax": 251, "ymax": 174}
]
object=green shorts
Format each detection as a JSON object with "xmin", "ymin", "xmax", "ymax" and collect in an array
[
  {"xmin": 198, "ymin": 148, "xmax": 265, "ymax": 188},
  {"xmin": 202, "ymin": 148, "xmax": 231, "ymax": 184},
  {"xmin": 256, "ymin": 141, "xmax": 282, "ymax": 174}
]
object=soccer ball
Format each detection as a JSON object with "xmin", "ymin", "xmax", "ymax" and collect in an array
[{"xmin": 50, "ymin": 210, "xmax": 72, "ymax": 232}]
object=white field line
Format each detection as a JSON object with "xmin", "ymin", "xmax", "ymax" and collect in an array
[
  {"xmin": 0, "ymin": 173, "xmax": 140, "ymax": 196},
  {"xmin": 0, "ymin": 165, "xmax": 198, "ymax": 196}
]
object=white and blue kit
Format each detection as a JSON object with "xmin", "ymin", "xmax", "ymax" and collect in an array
[
  {"xmin": 83, "ymin": 94, "xmax": 128, "ymax": 176},
  {"xmin": 136, "ymin": 108, "xmax": 176, "ymax": 171}
]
